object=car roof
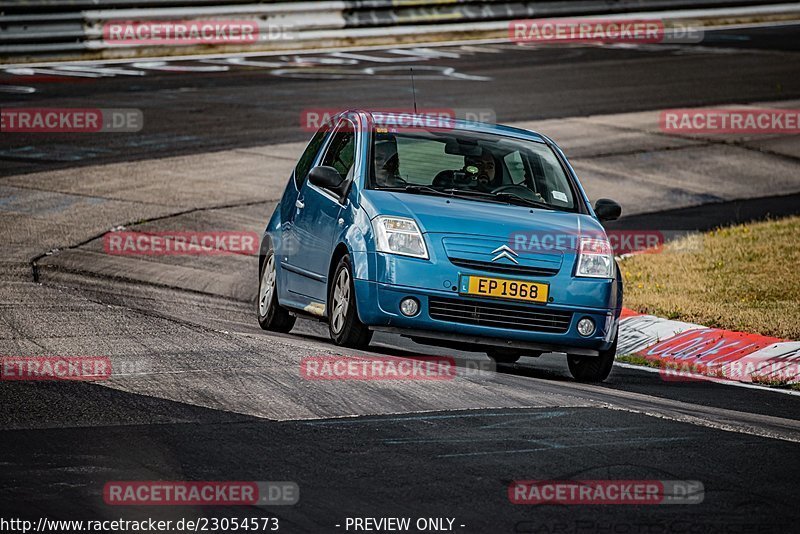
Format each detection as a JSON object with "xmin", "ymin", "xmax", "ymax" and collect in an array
[{"xmin": 348, "ymin": 110, "xmax": 548, "ymax": 144}]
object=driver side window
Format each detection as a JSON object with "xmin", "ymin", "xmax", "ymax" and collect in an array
[
  {"xmin": 295, "ymin": 123, "xmax": 331, "ymax": 190},
  {"xmin": 504, "ymin": 151, "xmax": 526, "ymax": 185},
  {"xmin": 320, "ymin": 120, "xmax": 357, "ymax": 183}
]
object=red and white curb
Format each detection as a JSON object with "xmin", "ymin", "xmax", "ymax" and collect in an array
[{"xmin": 617, "ymin": 308, "xmax": 800, "ymax": 387}]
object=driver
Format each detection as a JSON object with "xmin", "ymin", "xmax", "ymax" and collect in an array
[
  {"xmin": 432, "ymin": 147, "xmax": 500, "ymax": 190},
  {"xmin": 374, "ymin": 139, "xmax": 403, "ymax": 187},
  {"xmin": 465, "ymin": 149, "xmax": 499, "ymax": 191}
]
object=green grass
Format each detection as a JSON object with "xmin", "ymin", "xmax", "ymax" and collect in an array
[
  {"xmin": 621, "ymin": 216, "xmax": 800, "ymax": 340},
  {"xmin": 616, "ymin": 354, "xmax": 661, "ymax": 369}
]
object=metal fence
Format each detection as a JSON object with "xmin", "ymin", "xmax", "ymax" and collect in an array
[{"xmin": 2, "ymin": 0, "xmax": 797, "ymax": 60}]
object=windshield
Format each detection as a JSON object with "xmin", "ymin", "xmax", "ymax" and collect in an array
[{"xmin": 368, "ymin": 127, "xmax": 578, "ymax": 211}]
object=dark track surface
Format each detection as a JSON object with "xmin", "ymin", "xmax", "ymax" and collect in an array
[{"xmin": 1, "ymin": 382, "xmax": 797, "ymax": 533}]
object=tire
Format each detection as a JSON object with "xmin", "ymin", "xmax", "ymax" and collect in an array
[
  {"xmin": 567, "ymin": 331, "xmax": 618, "ymax": 383},
  {"xmin": 257, "ymin": 250, "xmax": 296, "ymax": 333},
  {"xmin": 486, "ymin": 348, "xmax": 523, "ymax": 364},
  {"xmin": 328, "ymin": 255, "xmax": 373, "ymax": 348}
]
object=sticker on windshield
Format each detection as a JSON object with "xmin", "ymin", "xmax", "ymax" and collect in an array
[{"xmin": 552, "ymin": 191, "xmax": 568, "ymax": 203}]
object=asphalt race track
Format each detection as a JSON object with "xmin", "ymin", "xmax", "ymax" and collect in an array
[
  {"xmin": 3, "ymin": 24, "xmax": 800, "ymax": 176},
  {"xmin": 1, "ymin": 23, "xmax": 800, "ymax": 533}
]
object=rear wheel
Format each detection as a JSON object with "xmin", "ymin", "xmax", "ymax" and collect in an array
[
  {"xmin": 328, "ymin": 255, "xmax": 373, "ymax": 348},
  {"xmin": 567, "ymin": 331, "xmax": 617, "ymax": 383},
  {"xmin": 257, "ymin": 251, "xmax": 296, "ymax": 333}
]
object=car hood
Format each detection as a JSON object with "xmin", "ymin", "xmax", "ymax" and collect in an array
[{"xmin": 360, "ymin": 190, "xmax": 604, "ymax": 244}]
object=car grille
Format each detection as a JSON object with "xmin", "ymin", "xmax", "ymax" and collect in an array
[
  {"xmin": 428, "ymin": 297, "xmax": 572, "ymax": 333},
  {"xmin": 448, "ymin": 257, "xmax": 559, "ymax": 277}
]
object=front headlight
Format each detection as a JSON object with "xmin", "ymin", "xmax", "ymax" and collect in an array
[
  {"xmin": 372, "ymin": 216, "xmax": 428, "ymax": 259},
  {"xmin": 576, "ymin": 237, "xmax": 614, "ymax": 278}
]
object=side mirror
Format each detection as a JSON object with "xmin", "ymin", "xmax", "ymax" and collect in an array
[
  {"xmin": 594, "ymin": 198, "xmax": 621, "ymax": 222},
  {"xmin": 308, "ymin": 166, "xmax": 344, "ymax": 191}
]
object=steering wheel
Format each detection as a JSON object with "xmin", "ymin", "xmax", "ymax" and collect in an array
[
  {"xmin": 491, "ymin": 184, "xmax": 540, "ymax": 200},
  {"xmin": 492, "ymin": 184, "xmax": 526, "ymax": 194},
  {"xmin": 433, "ymin": 170, "xmax": 455, "ymax": 189}
]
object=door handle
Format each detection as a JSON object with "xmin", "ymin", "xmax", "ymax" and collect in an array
[{"xmin": 295, "ymin": 199, "xmax": 305, "ymax": 209}]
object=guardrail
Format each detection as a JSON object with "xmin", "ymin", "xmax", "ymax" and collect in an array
[{"xmin": 2, "ymin": 0, "xmax": 799, "ymax": 62}]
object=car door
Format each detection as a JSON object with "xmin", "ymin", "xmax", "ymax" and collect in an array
[
  {"xmin": 283, "ymin": 117, "xmax": 358, "ymax": 305},
  {"xmin": 276, "ymin": 122, "xmax": 331, "ymax": 307}
]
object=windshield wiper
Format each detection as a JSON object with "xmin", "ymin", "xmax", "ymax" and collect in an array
[
  {"xmin": 443, "ymin": 189, "xmax": 555, "ymax": 210},
  {"xmin": 382, "ymin": 186, "xmax": 557, "ymax": 210},
  {"xmin": 442, "ymin": 189, "xmax": 506, "ymax": 202},
  {"xmin": 380, "ymin": 185, "xmax": 454, "ymax": 198},
  {"xmin": 494, "ymin": 193, "xmax": 555, "ymax": 210}
]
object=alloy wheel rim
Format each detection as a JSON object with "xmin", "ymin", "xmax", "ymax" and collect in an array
[
  {"xmin": 259, "ymin": 255, "xmax": 275, "ymax": 317},
  {"xmin": 331, "ymin": 268, "xmax": 350, "ymax": 334}
]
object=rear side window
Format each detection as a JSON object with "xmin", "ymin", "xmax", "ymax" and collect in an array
[{"xmin": 294, "ymin": 124, "xmax": 330, "ymax": 190}]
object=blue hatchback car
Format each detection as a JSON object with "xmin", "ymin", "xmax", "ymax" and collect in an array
[{"xmin": 258, "ymin": 111, "xmax": 623, "ymax": 382}]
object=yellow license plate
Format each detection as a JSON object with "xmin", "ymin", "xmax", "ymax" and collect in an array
[{"xmin": 461, "ymin": 276, "xmax": 549, "ymax": 303}]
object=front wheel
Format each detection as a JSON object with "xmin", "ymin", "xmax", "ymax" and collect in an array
[
  {"xmin": 328, "ymin": 255, "xmax": 373, "ymax": 348},
  {"xmin": 257, "ymin": 251, "xmax": 296, "ymax": 333},
  {"xmin": 567, "ymin": 331, "xmax": 617, "ymax": 383}
]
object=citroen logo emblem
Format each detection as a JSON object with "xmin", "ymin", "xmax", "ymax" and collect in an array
[{"xmin": 491, "ymin": 245, "xmax": 519, "ymax": 264}]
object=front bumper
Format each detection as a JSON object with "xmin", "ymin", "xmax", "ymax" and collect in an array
[{"xmin": 355, "ymin": 278, "xmax": 618, "ymax": 355}]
